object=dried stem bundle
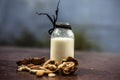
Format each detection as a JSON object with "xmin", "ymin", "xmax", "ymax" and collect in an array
[{"xmin": 36, "ymin": 0, "xmax": 60, "ymax": 34}]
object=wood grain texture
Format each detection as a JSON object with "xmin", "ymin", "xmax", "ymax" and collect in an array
[{"xmin": 0, "ymin": 47, "xmax": 120, "ymax": 80}]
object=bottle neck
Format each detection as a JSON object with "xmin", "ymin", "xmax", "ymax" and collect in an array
[
  {"xmin": 55, "ymin": 25, "xmax": 72, "ymax": 30},
  {"xmin": 55, "ymin": 27, "xmax": 72, "ymax": 31},
  {"xmin": 48, "ymin": 22, "xmax": 72, "ymax": 35}
]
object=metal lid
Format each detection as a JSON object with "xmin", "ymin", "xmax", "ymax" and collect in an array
[{"xmin": 55, "ymin": 22, "xmax": 72, "ymax": 30}]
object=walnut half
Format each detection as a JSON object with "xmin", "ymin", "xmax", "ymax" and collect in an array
[
  {"xmin": 43, "ymin": 59, "xmax": 59, "ymax": 72},
  {"xmin": 58, "ymin": 57, "xmax": 79, "ymax": 75}
]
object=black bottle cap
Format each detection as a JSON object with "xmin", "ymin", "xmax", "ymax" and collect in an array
[{"xmin": 55, "ymin": 22, "xmax": 72, "ymax": 30}]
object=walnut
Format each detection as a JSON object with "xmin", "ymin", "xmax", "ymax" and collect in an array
[
  {"xmin": 17, "ymin": 58, "xmax": 30, "ymax": 66},
  {"xmin": 62, "ymin": 57, "xmax": 78, "ymax": 65},
  {"xmin": 16, "ymin": 57, "xmax": 46, "ymax": 66},
  {"xmin": 43, "ymin": 60, "xmax": 59, "ymax": 72},
  {"xmin": 30, "ymin": 57, "xmax": 46, "ymax": 65},
  {"xmin": 58, "ymin": 57, "xmax": 79, "ymax": 75}
]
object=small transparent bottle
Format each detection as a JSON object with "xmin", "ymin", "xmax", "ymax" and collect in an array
[{"xmin": 50, "ymin": 22, "xmax": 74, "ymax": 62}]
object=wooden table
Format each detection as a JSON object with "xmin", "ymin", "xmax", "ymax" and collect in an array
[{"xmin": 0, "ymin": 47, "xmax": 120, "ymax": 80}]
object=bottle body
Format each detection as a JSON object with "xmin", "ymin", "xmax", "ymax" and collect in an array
[{"xmin": 50, "ymin": 28, "xmax": 74, "ymax": 62}]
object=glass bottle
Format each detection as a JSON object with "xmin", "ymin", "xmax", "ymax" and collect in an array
[{"xmin": 50, "ymin": 22, "xmax": 74, "ymax": 62}]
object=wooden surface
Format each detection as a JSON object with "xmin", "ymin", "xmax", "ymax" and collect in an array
[{"xmin": 0, "ymin": 47, "xmax": 120, "ymax": 80}]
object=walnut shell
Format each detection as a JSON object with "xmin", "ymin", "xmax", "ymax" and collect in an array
[
  {"xmin": 43, "ymin": 60, "xmax": 59, "ymax": 72},
  {"xmin": 62, "ymin": 57, "xmax": 78, "ymax": 65},
  {"xmin": 58, "ymin": 57, "xmax": 79, "ymax": 75}
]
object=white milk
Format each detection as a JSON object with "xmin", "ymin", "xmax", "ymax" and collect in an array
[{"xmin": 50, "ymin": 38, "xmax": 74, "ymax": 61}]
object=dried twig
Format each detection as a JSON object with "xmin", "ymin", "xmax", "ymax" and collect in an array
[
  {"xmin": 52, "ymin": 15, "xmax": 56, "ymax": 26},
  {"xmin": 36, "ymin": 12, "xmax": 54, "ymax": 26},
  {"xmin": 37, "ymin": 0, "xmax": 60, "ymax": 26},
  {"xmin": 36, "ymin": 0, "xmax": 61, "ymax": 34},
  {"xmin": 55, "ymin": 0, "xmax": 60, "ymax": 22}
]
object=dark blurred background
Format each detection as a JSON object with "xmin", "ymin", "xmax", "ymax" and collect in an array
[{"xmin": 0, "ymin": 0, "xmax": 120, "ymax": 53}]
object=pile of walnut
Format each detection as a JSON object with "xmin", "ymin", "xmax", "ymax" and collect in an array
[{"xmin": 16, "ymin": 57, "xmax": 79, "ymax": 77}]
